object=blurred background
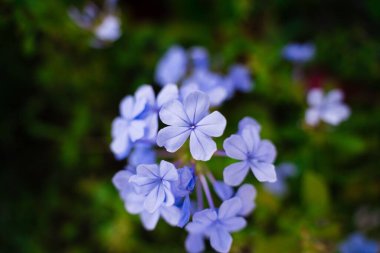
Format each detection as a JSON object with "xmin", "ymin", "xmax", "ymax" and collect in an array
[{"xmin": 1, "ymin": 0, "xmax": 380, "ymax": 252}]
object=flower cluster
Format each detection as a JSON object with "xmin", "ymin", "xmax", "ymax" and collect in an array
[
  {"xmin": 69, "ymin": 0, "xmax": 121, "ymax": 47},
  {"xmin": 111, "ymin": 46, "xmax": 275, "ymax": 252}
]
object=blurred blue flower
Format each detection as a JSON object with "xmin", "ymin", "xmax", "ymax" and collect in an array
[
  {"xmin": 155, "ymin": 45, "xmax": 188, "ymax": 86},
  {"xmin": 110, "ymin": 95, "xmax": 147, "ymax": 159},
  {"xmin": 339, "ymin": 233, "xmax": 379, "ymax": 253},
  {"xmin": 282, "ymin": 43, "xmax": 315, "ymax": 63},
  {"xmin": 157, "ymin": 91, "xmax": 226, "ymax": 161},
  {"xmin": 180, "ymin": 70, "xmax": 229, "ymax": 106},
  {"xmin": 227, "ymin": 64, "xmax": 253, "ymax": 93},
  {"xmin": 238, "ymin": 116, "xmax": 261, "ymax": 133},
  {"xmin": 212, "ymin": 181, "xmax": 234, "ymax": 201},
  {"xmin": 306, "ymin": 88, "xmax": 350, "ymax": 126},
  {"xmin": 129, "ymin": 161, "xmax": 178, "ymax": 213},
  {"xmin": 135, "ymin": 84, "xmax": 179, "ymax": 139},
  {"xmin": 186, "ymin": 197, "xmax": 247, "ymax": 253},
  {"xmin": 94, "ymin": 14, "xmax": 121, "ymax": 42},
  {"xmin": 264, "ymin": 163, "xmax": 296, "ymax": 196},
  {"xmin": 129, "ymin": 143, "xmax": 156, "ymax": 167},
  {"xmin": 223, "ymin": 125, "xmax": 277, "ymax": 186},
  {"xmin": 190, "ymin": 47, "xmax": 209, "ymax": 70},
  {"xmin": 235, "ymin": 184, "xmax": 257, "ymax": 216}
]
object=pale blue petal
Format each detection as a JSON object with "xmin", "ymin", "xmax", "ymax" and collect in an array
[
  {"xmin": 238, "ymin": 116, "xmax": 261, "ymax": 133},
  {"xmin": 223, "ymin": 161, "xmax": 249, "ymax": 186},
  {"xmin": 157, "ymin": 83, "xmax": 179, "ymax": 108},
  {"xmin": 307, "ymin": 88, "xmax": 323, "ymax": 107},
  {"xmin": 110, "ymin": 131, "xmax": 131, "ymax": 159},
  {"xmin": 190, "ymin": 46, "xmax": 209, "ymax": 70},
  {"xmin": 129, "ymin": 144, "xmax": 156, "ymax": 167},
  {"xmin": 206, "ymin": 86, "xmax": 228, "ymax": 107},
  {"xmin": 156, "ymin": 126, "xmax": 191, "ymax": 152},
  {"xmin": 186, "ymin": 209, "xmax": 217, "ymax": 234},
  {"xmin": 144, "ymin": 185, "xmax": 165, "ymax": 213},
  {"xmin": 325, "ymin": 89, "xmax": 343, "ymax": 104},
  {"xmin": 222, "ymin": 217, "xmax": 247, "ymax": 232},
  {"xmin": 159, "ymin": 160, "xmax": 178, "ymax": 181},
  {"xmin": 136, "ymin": 164, "xmax": 160, "ymax": 178},
  {"xmin": 255, "ymin": 140, "xmax": 276, "ymax": 163},
  {"xmin": 235, "ymin": 184, "xmax": 256, "ymax": 216},
  {"xmin": 250, "ymin": 161, "xmax": 277, "ymax": 182},
  {"xmin": 112, "ymin": 170, "xmax": 133, "ymax": 191},
  {"xmin": 321, "ymin": 104, "xmax": 350, "ymax": 125},
  {"xmin": 223, "ymin": 134, "xmax": 248, "ymax": 160},
  {"xmin": 135, "ymin": 84, "xmax": 155, "ymax": 106},
  {"xmin": 196, "ymin": 111, "xmax": 226, "ymax": 137},
  {"xmin": 190, "ymin": 130, "xmax": 217, "ymax": 161},
  {"xmin": 228, "ymin": 64, "xmax": 253, "ymax": 92},
  {"xmin": 241, "ymin": 125, "xmax": 260, "ymax": 152},
  {"xmin": 124, "ymin": 192, "xmax": 145, "ymax": 214},
  {"xmin": 213, "ymin": 181, "xmax": 234, "ymax": 201},
  {"xmin": 160, "ymin": 205, "xmax": 181, "ymax": 226},
  {"xmin": 218, "ymin": 197, "xmax": 242, "ymax": 219},
  {"xmin": 128, "ymin": 176, "xmax": 157, "ymax": 194},
  {"xmin": 185, "ymin": 233, "xmax": 205, "ymax": 253},
  {"xmin": 209, "ymin": 227, "xmax": 232, "ymax": 253},
  {"xmin": 144, "ymin": 113, "xmax": 159, "ymax": 140},
  {"xmin": 140, "ymin": 210, "xmax": 160, "ymax": 230},
  {"xmin": 163, "ymin": 181, "xmax": 175, "ymax": 207},
  {"xmin": 111, "ymin": 117, "xmax": 128, "ymax": 138},
  {"xmin": 184, "ymin": 91, "xmax": 210, "ymax": 124},
  {"xmin": 178, "ymin": 196, "xmax": 192, "ymax": 227},
  {"xmin": 119, "ymin": 96, "xmax": 134, "ymax": 119},
  {"xmin": 155, "ymin": 45, "xmax": 187, "ymax": 86},
  {"xmin": 159, "ymin": 99, "xmax": 190, "ymax": 126},
  {"xmin": 305, "ymin": 108, "xmax": 320, "ymax": 126},
  {"xmin": 129, "ymin": 120, "xmax": 146, "ymax": 142},
  {"xmin": 179, "ymin": 82, "xmax": 199, "ymax": 102}
]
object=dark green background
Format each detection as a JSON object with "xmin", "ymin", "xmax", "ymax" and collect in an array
[{"xmin": 1, "ymin": 0, "xmax": 380, "ymax": 252}]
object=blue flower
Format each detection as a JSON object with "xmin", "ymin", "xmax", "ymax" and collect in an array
[
  {"xmin": 189, "ymin": 47, "xmax": 209, "ymax": 70},
  {"xmin": 157, "ymin": 91, "xmax": 227, "ymax": 161},
  {"xmin": 129, "ymin": 161, "xmax": 179, "ymax": 213},
  {"xmin": 339, "ymin": 233, "xmax": 379, "ymax": 253},
  {"xmin": 223, "ymin": 124, "xmax": 277, "ymax": 186},
  {"xmin": 306, "ymin": 88, "xmax": 351, "ymax": 126},
  {"xmin": 155, "ymin": 45, "xmax": 188, "ymax": 86},
  {"xmin": 282, "ymin": 43, "xmax": 315, "ymax": 63},
  {"xmin": 135, "ymin": 84, "xmax": 179, "ymax": 139},
  {"xmin": 110, "ymin": 95, "xmax": 147, "ymax": 159},
  {"xmin": 234, "ymin": 184, "xmax": 257, "ymax": 216},
  {"xmin": 180, "ymin": 70, "xmax": 229, "ymax": 106},
  {"xmin": 227, "ymin": 64, "xmax": 253, "ymax": 93},
  {"xmin": 129, "ymin": 143, "xmax": 156, "ymax": 167},
  {"xmin": 186, "ymin": 197, "xmax": 247, "ymax": 253},
  {"xmin": 264, "ymin": 163, "xmax": 296, "ymax": 196}
]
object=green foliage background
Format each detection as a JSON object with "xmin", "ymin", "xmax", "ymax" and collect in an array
[{"xmin": 1, "ymin": 0, "xmax": 380, "ymax": 252}]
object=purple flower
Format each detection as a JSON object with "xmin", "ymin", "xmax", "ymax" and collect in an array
[
  {"xmin": 157, "ymin": 91, "xmax": 227, "ymax": 161},
  {"xmin": 186, "ymin": 197, "xmax": 247, "ymax": 253},
  {"xmin": 110, "ymin": 95, "xmax": 147, "ymax": 159},
  {"xmin": 227, "ymin": 64, "xmax": 253, "ymax": 93},
  {"xmin": 339, "ymin": 233, "xmax": 379, "ymax": 253},
  {"xmin": 129, "ymin": 161, "xmax": 178, "ymax": 213},
  {"xmin": 282, "ymin": 43, "xmax": 315, "ymax": 63},
  {"xmin": 306, "ymin": 88, "xmax": 350, "ymax": 126},
  {"xmin": 264, "ymin": 163, "xmax": 296, "ymax": 196},
  {"xmin": 180, "ymin": 70, "xmax": 229, "ymax": 106},
  {"xmin": 135, "ymin": 84, "xmax": 179, "ymax": 139},
  {"xmin": 223, "ymin": 124, "xmax": 277, "ymax": 186},
  {"xmin": 155, "ymin": 45, "xmax": 188, "ymax": 86}
]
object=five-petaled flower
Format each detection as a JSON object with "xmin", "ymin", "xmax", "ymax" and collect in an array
[
  {"xmin": 129, "ymin": 160, "xmax": 179, "ymax": 213},
  {"xmin": 157, "ymin": 91, "xmax": 227, "ymax": 161},
  {"xmin": 223, "ymin": 124, "xmax": 277, "ymax": 186}
]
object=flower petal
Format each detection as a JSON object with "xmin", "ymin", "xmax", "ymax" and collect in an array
[
  {"xmin": 157, "ymin": 83, "xmax": 179, "ymax": 108},
  {"xmin": 235, "ymin": 184, "xmax": 256, "ymax": 216},
  {"xmin": 321, "ymin": 104, "xmax": 350, "ymax": 125},
  {"xmin": 159, "ymin": 160, "xmax": 178, "ymax": 181},
  {"xmin": 196, "ymin": 111, "xmax": 226, "ymax": 137},
  {"xmin": 112, "ymin": 170, "xmax": 133, "ymax": 191},
  {"xmin": 184, "ymin": 91, "xmax": 210, "ymax": 124},
  {"xmin": 238, "ymin": 116, "xmax": 261, "ymax": 133},
  {"xmin": 190, "ymin": 130, "xmax": 217, "ymax": 161},
  {"xmin": 325, "ymin": 89, "xmax": 343, "ymax": 104},
  {"xmin": 218, "ymin": 197, "xmax": 242, "ymax": 219},
  {"xmin": 144, "ymin": 185, "xmax": 165, "ymax": 213},
  {"xmin": 255, "ymin": 140, "xmax": 276, "ymax": 163},
  {"xmin": 241, "ymin": 125, "xmax": 260, "ymax": 152},
  {"xmin": 160, "ymin": 206, "xmax": 181, "ymax": 226},
  {"xmin": 129, "ymin": 120, "xmax": 146, "ymax": 142},
  {"xmin": 305, "ymin": 108, "xmax": 320, "ymax": 126},
  {"xmin": 159, "ymin": 99, "xmax": 190, "ymax": 126},
  {"xmin": 209, "ymin": 227, "xmax": 232, "ymax": 253},
  {"xmin": 186, "ymin": 209, "xmax": 217, "ymax": 234},
  {"xmin": 307, "ymin": 88, "xmax": 323, "ymax": 107},
  {"xmin": 222, "ymin": 217, "xmax": 247, "ymax": 232},
  {"xmin": 135, "ymin": 84, "xmax": 155, "ymax": 106},
  {"xmin": 250, "ymin": 162, "xmax": 277, "ymax": 182},
  {"xmin": 136, "ymin": 164, "xmax": 160, "ymax": 178},
  {"xmin": 110, "ymin": 131, "xmax": 131, "ymax": 159},
  {"xmin": 223, "ymin": 134, "xmax": 248, "ymax": 160},
  {"xmin": 213, "ymin": 181, "xmax": 234, "ymax": 201},
  {"xmin": 223, "ymin": 161, "xmax": 249, "ymax": 186},
  {"xmin": 156, "ymin": 126, "xmax": 191, "ymax": 152},
  {"xmin": 185, "ymin": 233, "xmax": 205, "ymax": 253},
  {"xmin": 140, "ymin": 210, "xmax": 160, "ymax": 230}
]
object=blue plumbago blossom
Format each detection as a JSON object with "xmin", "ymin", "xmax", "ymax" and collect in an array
[
  {"xmin": 129, "ymin": 160, "xmax": 179, "ymax": 213},
  {"xmin": 223, "ymin": 123, "xmax": 277, "ymax": 186},
  {"xmin": 264, "ymin": 163, "xmax": 296, "ymax": 196},
  {"xmin": 306, "ymin": 88, "xmax": 350, "ymax": 126},
  {"xmin": 282, "ymin": 43, "xmax": 315, "ymax": 63},
  {"xmin": 190, "ymin": 47, "xmax": 209, "ymax": 70},
  {"xmin": 186, "ymin": 197, "xmax": 247, "ymax": 253},
  {"xmin": 135, "ymin": 84, "xmax": 179, "ymax": 139},
  {"xmin": 155, "ymin": 45, "xmax": 188, "ymax": 86},
  {"xmin": 339, "ymin": 233, "xmax": 379, "ymax": 253},
  {"xmin": 227, "ymin": 64, "xmax": 254, "ymax": 93},
  {"xmin": 110, "ymin": 95, "xmax": 147, "ymax": 159},
  {"xmin": 157, "ymin": 91, "xmax": 227, "ymax": 161}
]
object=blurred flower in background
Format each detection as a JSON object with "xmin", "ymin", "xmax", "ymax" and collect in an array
[
  {"xmin": 264, "ymin": 162, "xmax": 297, "ymax": 197},
  {"xmin": 339, "ymin": 233, "xmax": 379, "ymax": 253}
]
